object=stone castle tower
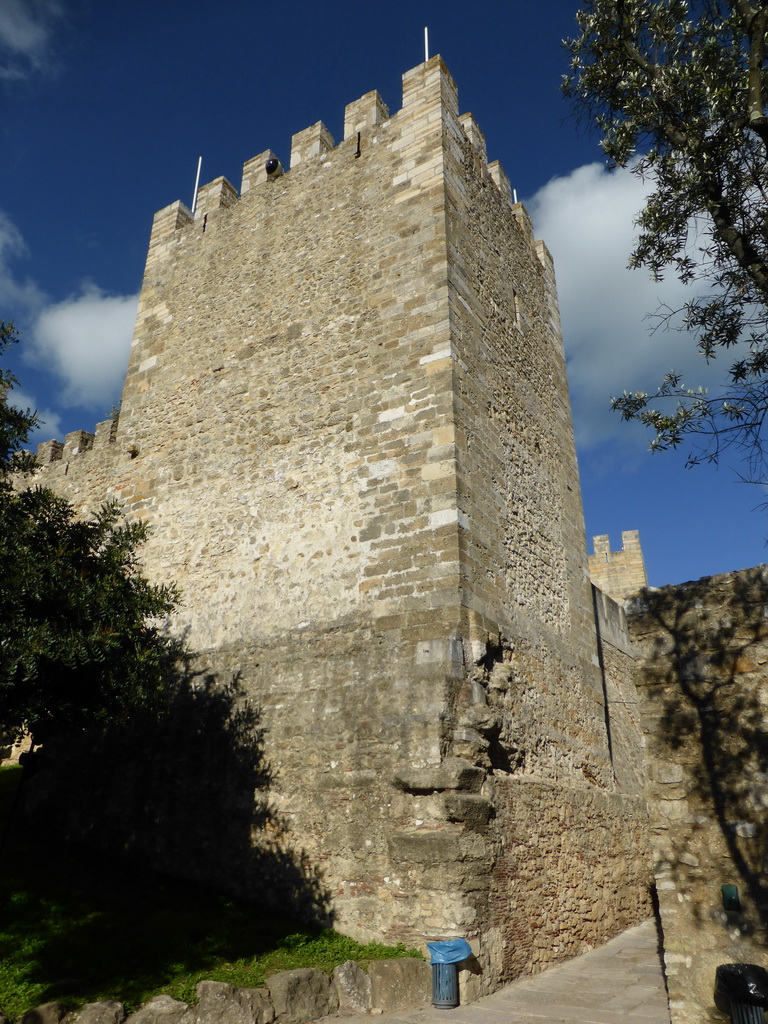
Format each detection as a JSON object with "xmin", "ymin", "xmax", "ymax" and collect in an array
[{"xmin": 30, "ymin": 58, "xmax": 650, "ymax": 991}]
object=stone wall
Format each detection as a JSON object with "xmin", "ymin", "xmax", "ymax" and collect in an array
[
  {"xmin": 24, "ymin": 56, "xmax": 651, "ymax": 992},
  {"xmin": 629, "ymin": 566, "xmax": 768, "ymax": 1023},
  {"xmin": 19, "ymin": 957, "xmax": 432, "ymax": 1024}
]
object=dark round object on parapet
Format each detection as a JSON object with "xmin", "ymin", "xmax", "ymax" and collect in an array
[{"xmin": 265, "ymin": 158, "xmax": 284, "ymax": 178}]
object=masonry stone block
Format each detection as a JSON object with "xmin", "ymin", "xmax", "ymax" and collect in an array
[
  {"xmin": 194, "ymin": 176, "xmax": 238, "ymax": 220},
  {"xmin": 487, "ymin": 158, "xmax": 511, "ymax": 205},
  {"xmin": 388, "ymin": 829, "xmax": 463, "ymax": 864},
  {"xmin": 589, "ymin": 532, "xmax": 648, "ymax": 603},
  {"xmin": 36, "ymin": 438, "xmax": 63, "ymax": 463},
  {"xmin": 367, "ymin": 959, "xmax": 431, "ymax": 1012},
  {"xmin": 344, "ymin": 90, "xmax": 389, "ymax": 140},
  {"xmin": 72, "ymin": 1003, "xmax": 126, "ymax": 1024},
  {"xmin": 459, "ymin": 112, "xmax": 487, "ymax": 163},
  {"xmin": 444, "ymin": 792, "xmax": 495, "ymax": 825},
  {"xmin": 19, "ymin": 1004, "xmax": 70, "ymax": 1024},
  {"xmin": 332, "ymin": 960, "xmax": 373, "ymax": 1014},
  {"xmin": 188, "ymin": 982, "xmax": 273, "ymax": 1024},
  {"xmin": 148, "ymin": 201, "xmax": 193, "ymax": 256},
  {"xmin": 392, "ymin": 757, "xmax": 486, "ymax": 794},
  {"xmin": 289, "ymin": 121, "xmax": 334, "ymax": 168},
  {"xmin": 63, "ymin": 429, "xmax": 94, "ymax": 459},
  {"xmin": 125, "ymin": 997, "xmax": 188, "ymax": 1024},
  {"xmin": 265, "ymin": 969, "xmax": 337, "ymax": 1023}
]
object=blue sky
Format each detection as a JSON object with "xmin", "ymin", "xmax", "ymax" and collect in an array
[{"xmin": 1, "ymin": 0, "xmax": 766, "ymax": 588}]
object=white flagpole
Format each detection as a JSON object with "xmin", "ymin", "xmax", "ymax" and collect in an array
[{"xmin": 191, "ymin": 156, "xmax": 202, "ymax": 215}]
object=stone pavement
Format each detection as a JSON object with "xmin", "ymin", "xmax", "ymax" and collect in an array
[{"xmin": 357, "ymin": 919, "xmax": 670, "ymax": 1024}]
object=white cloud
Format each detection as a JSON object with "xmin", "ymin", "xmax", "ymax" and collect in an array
[
  {"xmin": 0, "ymin": 206, "xmax": 136, "ymax": 428},
  {"xmin": 527, "ymin": 162, "xmax": 729, "ymax": 455},
  {"xmin": 30, "ymin": 285, "xmax": 138, "ymax": 409},
  {"xmin": 0, "ymin": 0, "xmax": 63, "ymax": 79},
  {"xmin": 8, "ymin": 387, "xmax": 63, "ymax": 446}
]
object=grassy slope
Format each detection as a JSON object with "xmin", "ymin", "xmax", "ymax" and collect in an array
[{"xmin": 0, "ymin": 766, "xmax": 420, "ymax": 1021}]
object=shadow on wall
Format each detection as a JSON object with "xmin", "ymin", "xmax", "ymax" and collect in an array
[
  {"xmin": 631, "ymin": 566, "xmax": 768, "ymax": 940},
  {"xmin": 24, "ymin": 668, "xmax": 332, "ymax": 927}
]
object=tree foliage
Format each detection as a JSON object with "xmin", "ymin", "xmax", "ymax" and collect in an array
[
  {"xmin": 565, "ymin": 1, "xmax": 768, "ymax": 477},
  {"xmin": 0, "ymin": 321, "xmax": 38, "ymax": 479},
  {"xmin": 0, "ymin": 322, "xmax": 183, "ymax": 744}
]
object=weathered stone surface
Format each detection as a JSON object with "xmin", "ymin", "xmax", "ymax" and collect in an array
[
  {"xmin": 19, "ymin": 1004, "xmax": 70, "ymax": 1024},
  {"xmin": 487, "ymin": 663, "xmax": 513, "ymax": 692},
  {"xmin": 489, "ymin": 778, "xmax": 650, "ymax": 978},
  {"xmin": 449, "ymin": 728, "xmax": 489, "ymax": 760},
  {"xmin": 72, "ymin": 1002, "xmax": 126, "ymax": 1024},
  {"xmin": 388, "ymin": 828, "xmax": 463, "ymax": 864},
  {"xmin": 444, "ymin": 793, "xmax": 495, "ymax": 825},
  {"xmin": 125, "ymin": 996, "xmax": 188, "ymax": 1024},
  {"xmin": 630, "ymin": 565, "xmax": 768, "ymax": 1024},
  {"xmin": 392, "ymin": 758, "xmax": 485, "ymax": 794},
  {"xmin": 265, "ymin": 968, "xmax": 337, "ymax": 1023},
  {"xmin": 367, "ymin": 959, "xmax": 431, "ymax": 1012},
  {"xmin": 588, "ymin": 530, "xmax": 648, "ymax": 603},
  {"xmin": 21, "ymin": 53, "xmax": 652, "ymax": 996},
  {"xmin": 457, "ymin": 708, "xmax": 500, "ymax": 736},
  {"xmin": 187, "ymin": 982, "xmax": 274, "ymax": 1024},
  {"xmin": 332, "ymin": 960, "xmax": 372, "ymax": 1014}
]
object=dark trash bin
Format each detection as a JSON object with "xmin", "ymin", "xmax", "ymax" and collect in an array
[
  {"xmin": 427, "ymin": 938, "xmax": 473, "ymax": 1009},
  {"xmin": 715, "ymin": 963, "xmax": 768, "ymax": 1024}
]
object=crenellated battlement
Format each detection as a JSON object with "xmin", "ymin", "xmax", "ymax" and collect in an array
[
  {"xmin": 458, "ymin": 112, "xmax": 487, "ymax": 163},
  {"xmin": 32, "ymin": 56, "xmax": 558, "ymax": 548},
  {"xmin": 35, "ymin": 417, "xmax": 118, "ymax": 466},
  {"xmin": 193, "ymin": 176, "xmax": 237, "ymax": 222},
  {"xmin": 588, "ymin": 529, "xmax": 648, "ymax": 603},
  {"xmin": 289, "ymin": 120, "xmax": 335, "ymax": 168},
  {"xmin": 344, "ymin": 89, "xmax": 389, "ymax": 140},
  {"xmin": 148, "ymin": 56, "xmax": 533, "ymax": 262}
]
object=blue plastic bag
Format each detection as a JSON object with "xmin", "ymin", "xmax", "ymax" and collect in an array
[{"xmin": 427, "ymin": 938, "xmax": 473, "ymax": 964}]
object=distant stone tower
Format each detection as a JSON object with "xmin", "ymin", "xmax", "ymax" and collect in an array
[
  {"xmin": 30, "ymin": 58, "xmax": 650, "ymax": 991},
  {"xmin": 589, "ymin": 531, "xmax": 648, "ymax": 603}
]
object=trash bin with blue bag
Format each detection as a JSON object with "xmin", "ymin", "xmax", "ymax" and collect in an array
[{"xmin": 427, "ymin": 938, "xmax": 473, "ymax": 1008}]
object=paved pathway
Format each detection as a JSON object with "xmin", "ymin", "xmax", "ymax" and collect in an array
[{"xmin": 356, "ymin": 919, "xmax": 670, "ymax": 1024}]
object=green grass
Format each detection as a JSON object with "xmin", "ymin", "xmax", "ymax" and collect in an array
[{"xmin": 0, "ymin": 765, "xmax": 420, "ymax": 1022}]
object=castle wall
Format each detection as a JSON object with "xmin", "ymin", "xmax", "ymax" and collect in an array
[
  {"xmin": 433, "ymin": 89, "xmax": 652, "ymax": 977},
  {"xmin": 443, "ymin": 99, "xmax": 613, "ymax": 787},
  {"xmin": 629, "ymin": 567, "xmax": 768, "ymax": 1024},
  {"xmin": 42, "ymin": 65, "xmax": 461, "ymax": 646},
  {"xmin": 483, "ymin": 583, "xmax": 652, "ymax": 979},
  {"xmin": 27, "ymin": 57, "xmax": 651, "ymax": 991}
]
